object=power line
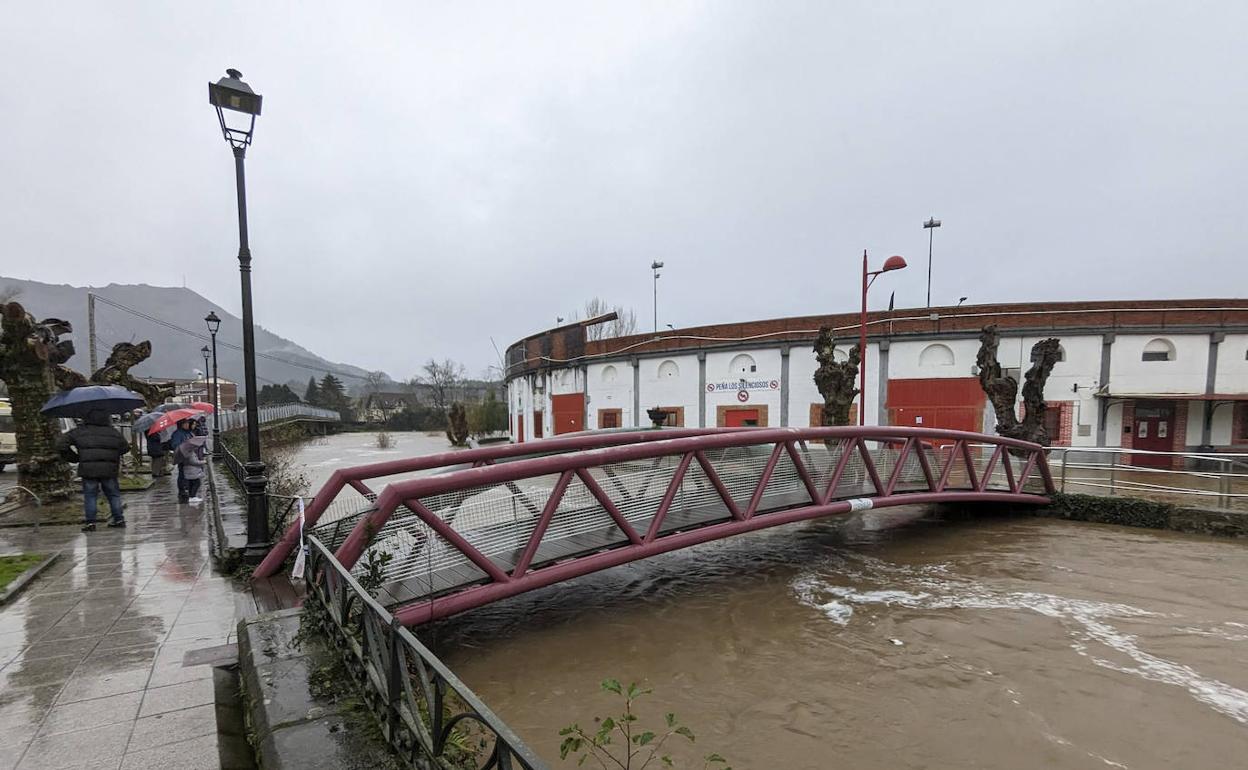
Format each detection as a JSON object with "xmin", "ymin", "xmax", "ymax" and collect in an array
[{"xmin": 91, "ymin": 295, "xmax": 370, "ymax": 381}]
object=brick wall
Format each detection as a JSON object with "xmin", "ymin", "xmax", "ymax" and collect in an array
[
  {"xmin": 1120, "ymin": 402, "xmax": 1135, "ymax": 464},
  {"xmin": 1171, "ymin": 401, "xmax": 1189, "ymax": 469}
]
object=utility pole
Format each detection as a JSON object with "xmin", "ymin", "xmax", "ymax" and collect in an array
[
  {"xmin": 87, "ymin": 293, "xmax": 98, "ymax": 372},
  {"xmin": 651, "ymin": 261, "xmax": 664, "ymax": 333},
  {"xmin": 923, "ymin": 217, "xmax": 941, "ymax": 308}
]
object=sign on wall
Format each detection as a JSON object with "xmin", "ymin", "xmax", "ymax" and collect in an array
[{"xmin": 707, "ymin": 379, "xmax": 779, "ymax": 393}]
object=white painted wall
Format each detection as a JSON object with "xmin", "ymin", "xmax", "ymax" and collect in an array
[
  {"xmin": 705, "ymin": 349, "xmax": 783, "ymax": 425},
  {"xmin": 889, "ymin": 338, "xmax": 980, "ymax": 380},
  {"xmin": 1110, "ymin": 334, "xmax": 1209, "ymax": 394},
  {"xmin": 788, "ymin": 345, "xmax": 824, "ymax": 427},
  {"xmin": 1215, "ymin": 334, "xmax": 1248, "ymax": 394},
  {"xmin": 637, "ymin": 354, "xmax": 701, "ymax": 426},
  {"xmin": 585, "ymin": 361, "xmax": 634, "ymax": 430}
]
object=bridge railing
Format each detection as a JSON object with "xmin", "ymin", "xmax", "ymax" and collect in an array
[
  {"xmin": 253, "ymin": 427, "xmax": 749, "ymax": 578},
  {"xmin": 304, "ymin": 535, "xmax": 546, "ymax": 769},
  {"xmin": 217, "ymin": 403, "xmax": 341, "ymax": 432},
  {"xmin": 331, "ymin": 426, "xmax": 1052, "ymax": 626}
]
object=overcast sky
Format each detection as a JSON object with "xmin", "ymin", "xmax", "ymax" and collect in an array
[{"xmin": 2, "ymin": 2, "xmax": 1245, "ymax": 379}]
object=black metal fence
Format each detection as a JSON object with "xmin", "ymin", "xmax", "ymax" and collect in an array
[
  {"xmin": 216, "ymin": 442, "xmax": 305, "ymax": 539},
  {"xmin": 304, "ymin": 536, "xmax": 546, "ymax": 769}
]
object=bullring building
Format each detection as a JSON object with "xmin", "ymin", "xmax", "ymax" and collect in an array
[{"xmin": 504, "ymin": 299, "xmax": 1248, "ymax": 467}]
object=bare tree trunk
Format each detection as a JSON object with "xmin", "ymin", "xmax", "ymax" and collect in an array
[
  {"xmin": 0, "ymin": 303, "xmax": 78, "ymax": 498},
  {"xmin": 813, "ymin": 326, "xmax": 860, "ymax": 434},
  {"xmin": 90, "ymin": 341, "xmax": 171, "ymax": 407},
  {"xmin": 976, "ymin": 324, "xmax": 1062, "ymax": 446}
]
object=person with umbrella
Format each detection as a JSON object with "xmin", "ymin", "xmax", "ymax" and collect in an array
[{"xmin": 42, "ymin": 386, "xmax": 145, "ymax": 532}]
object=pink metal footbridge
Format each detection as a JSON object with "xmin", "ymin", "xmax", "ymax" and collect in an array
[{"xmin": 256, "ymin": 427, "xmax": 1054, "ymax": 627}]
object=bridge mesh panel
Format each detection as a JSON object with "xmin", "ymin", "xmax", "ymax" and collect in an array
[
  {"xmin": 892, "ymin": 446, "xmax": 930, "ymax": 491},
  {"xmin": 983, "ymin": 452, "xmax": 1015, "ymax": 490},
  {"xmin": 700, "ymin": 446, "xmax": 775, "ymax": 510},
  {"xmin": 795, "ymin": 440, "xmax": 844, "ymax": 495},
  {"xmin": 755, "ymin": 447, "xmax": 813, "ymax": 508}
]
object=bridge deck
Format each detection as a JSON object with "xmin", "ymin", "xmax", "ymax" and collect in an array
[{"xmin": 372, "ymin": 480, "xmax": 929, "ymax": 606}]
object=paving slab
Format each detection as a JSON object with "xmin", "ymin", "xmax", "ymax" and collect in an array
[{"xmin": 0, "ymin": 468, "xmax": 302, "ymax": 769}]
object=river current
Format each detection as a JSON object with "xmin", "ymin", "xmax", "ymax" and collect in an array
[{"xmin": 291, "ymin": 433, "xmax": 1248, "ymax": 769}]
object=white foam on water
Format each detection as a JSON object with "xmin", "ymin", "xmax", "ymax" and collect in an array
[{"xmin": 792, "ymin": 555, "xmax": 1248, "ymax": 726}]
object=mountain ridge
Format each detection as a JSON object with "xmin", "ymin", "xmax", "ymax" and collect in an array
[{"xmin": 0, "ymin": 276, "xmax": 388, "ymax": 394}]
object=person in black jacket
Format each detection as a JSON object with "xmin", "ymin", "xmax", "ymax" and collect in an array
[{"xmin": 56, "ymin": 409, "xmax": 131, "ymax": 531}]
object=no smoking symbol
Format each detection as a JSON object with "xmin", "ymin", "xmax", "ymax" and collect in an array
[{"xmin": 737, "ymin": 389, "xmax": 750, "ymax": 402}]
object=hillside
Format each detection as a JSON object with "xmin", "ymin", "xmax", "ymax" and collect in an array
[{"xmin": 0, "ymin": 277, "xmax": 388, "ymax": 393}]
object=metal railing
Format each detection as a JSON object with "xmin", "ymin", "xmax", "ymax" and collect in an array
[
  {"xmin": 216, "ymin": 441, "xmax": 308, "ymax": 539},
  {"xmin": 305, "ymin": 535, "xmax": 546, "ymax": 770},
  {"xmin": 1049, "ymin": 446, "xmax": 1248, "ymax": 511},
  {"xmin": 216, "ymin": 403, "xmax": 341, "ymax": 432}
]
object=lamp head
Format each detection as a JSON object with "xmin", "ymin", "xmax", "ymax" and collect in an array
[
  {"xmin": 204, "ymin": 311, "xmax": 221, "ymax": 335},
  {"xmin": 208, "ymin": 69, "xmax": 262, "ymax": 148},
  {"xmin": 881, "ymin": 255, "xmax": 907, "ymax": 272}
]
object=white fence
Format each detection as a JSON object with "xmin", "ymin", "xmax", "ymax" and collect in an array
[{"xmin": 216, "ymin": 403, "xmax": 341, "ymax": 432}]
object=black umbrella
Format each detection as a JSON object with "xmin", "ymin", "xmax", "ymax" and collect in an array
[{"xmin": 41, "ymin": 385, "xmax": 146, "ymax": 418}]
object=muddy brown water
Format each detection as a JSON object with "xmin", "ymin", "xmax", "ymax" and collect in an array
[{"xmin": 289, "ymin": 437, "xmax": 1248, "ymax": 769}]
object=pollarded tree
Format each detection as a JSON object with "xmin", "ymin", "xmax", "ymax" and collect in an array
[
  {"xmin": 976, "ymin": 324, "xmax": 1062, "ymax": 446},
  {"xmin": 446, "ymin": 402, "xmax": 470, "ymax": 447},
  {"xmin": 0, "ymin": 302, "xmax": 80, "ymax": 497},
  {"xmin": 812, "ymin": 326, "xmax": 860, "ymax": 428}
]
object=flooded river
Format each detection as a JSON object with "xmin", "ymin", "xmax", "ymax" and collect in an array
[{"xmin": 290, "ymin": 435, "xmax": 1248, "ymax": 769}]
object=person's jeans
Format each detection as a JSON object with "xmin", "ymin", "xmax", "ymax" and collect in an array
[
  {"xmin": 83, "ymin": 477, "xmax": 124, "ymax": 523},
  {"xmin": 186, "ymin": 478, "xmax": 202, "ymax": 499},
  {"xmin": 176, "ymin": 464, "xmax": 188, "ymax": 499},
  {"xmin": 150, "ymin": 455, "xmax": 167, "ymax": 477}
]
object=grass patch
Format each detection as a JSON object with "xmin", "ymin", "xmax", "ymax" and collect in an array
[{"xmin": 0, "ymin": 553, "xmax": 47, "ymax": 593}]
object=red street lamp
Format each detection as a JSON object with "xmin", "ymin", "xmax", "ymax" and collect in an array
[{"xmin": 859, "ymin": 251, "xmax": 907, "ymax": 425}]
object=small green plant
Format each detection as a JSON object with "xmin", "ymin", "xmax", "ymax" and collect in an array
[
  {"xmin": 559, "ymin": 679, "xmax": 730, "ymax": 769},
  {"xmin": 358, "ymin": 547, "xmax": 393, "ymax": 593},
  {"xmin": 375, "ymin": 430, "xmax": 394, "ymax": 449}
]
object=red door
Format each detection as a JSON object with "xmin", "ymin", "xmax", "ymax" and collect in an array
[
  {"xmin": 532, "ymin": 411, "xmax": 544, "ymax": 439},
  {"xmin": 551, "ymin": 393, "xmax": 585, "ymax": 435},
  {"xmin": 1132, "ymin": 401, "xmax": 1174, "ymax": 468},
  {"xmin": 724, "ymin": 408, "xmax": 760, "ymax": 427},
  {"xmin": 887, "ymin": 378, "xmax": 984, "ymax": 436}
]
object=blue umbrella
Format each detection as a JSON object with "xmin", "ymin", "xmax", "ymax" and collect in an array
[
  {"xmin": 41, "ymin": 385, "xmax": 146, "ymax": 418},
  {"xmin": 132, "ymin": 411, "xmax": 162, "ymax": 432}
]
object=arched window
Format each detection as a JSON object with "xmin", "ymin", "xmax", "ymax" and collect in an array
[
  {"xmin": 919, "ymin": 343, "xmax": 955, "ymax": 367},
  {"xmin": 601, "ymin": 365, "xmax": 618, "ymax": 384},
  {"xmin": 729, "ymin": 354, "xmax": 757, "ymax": 374},
  {"xmin": 1030, "ymin": 344, "xmax": 1066, "ymax": 363},
  {"xmin": 1142, "ymin": 338, "xmax": 1175, "ymax": 362},
  {"xmin": 657, "ymin": 360, "xmax": 680, "ymax": 379}
]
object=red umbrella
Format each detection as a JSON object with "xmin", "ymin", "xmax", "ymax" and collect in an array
[
  {"xmin": 188, "ymin": 402, "xmax": 215, "ymax": 413},
  {"xmin": 146, "ymin": 408, "xmax": 203, "ymax": 436}
]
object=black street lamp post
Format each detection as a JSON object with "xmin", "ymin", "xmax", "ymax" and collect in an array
[
  {"xmin": 209, "ymin": 68, "xmax": 269, "ymax": 557},
  {"xmin": 201, "ymin": 345, "xmax": 210, "ymax": 395},
  {"xmin": 204, "ymin": 311, "xmax": 222, "ymax": 459}
]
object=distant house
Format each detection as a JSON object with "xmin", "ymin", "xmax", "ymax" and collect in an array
[
  {"xmin": 358, "ymin": 381, "xmax": 502, "ymax": 423},
  {"xmin": 359, "ymin": 391, "xmax": 421, "ymax": 423},
  {"xmin": 140, "ymin": 376, "xmax": 239, "ymax": 408}
]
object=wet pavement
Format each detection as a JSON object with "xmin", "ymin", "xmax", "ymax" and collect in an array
[{"xmin": 0, "ymin": 470, "xmax": 270, "ymax": 770}]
